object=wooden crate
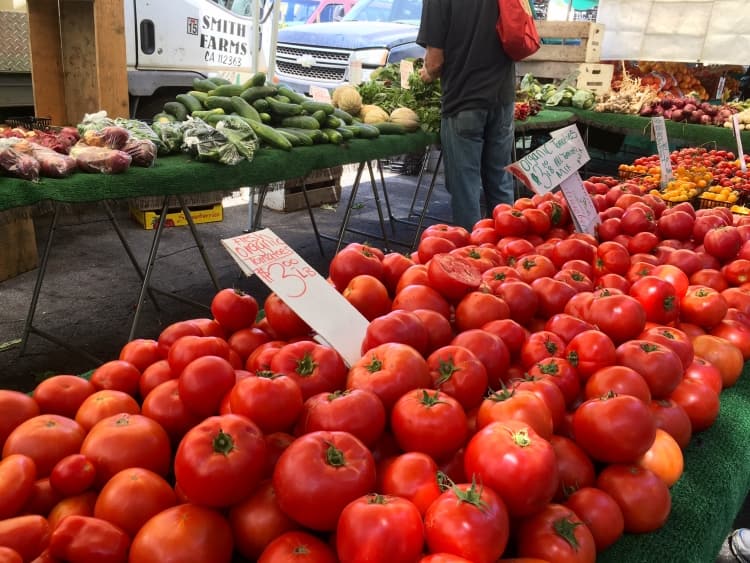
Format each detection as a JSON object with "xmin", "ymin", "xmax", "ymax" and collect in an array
[
  {"xmin": 258, "ymin": 166, "xmax": 343, "ymax": 212},
  {"xmin": 0, "ymin": 215, "xmax": 38, "ymax": 282},
  {"xmin": 576, "ymin": 63, "xmax": 615, "ymax": 95}
]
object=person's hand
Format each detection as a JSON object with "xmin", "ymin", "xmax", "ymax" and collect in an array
[{"xmin": 419, "ymin": 67, "xmax": 433, "ymax": 83}]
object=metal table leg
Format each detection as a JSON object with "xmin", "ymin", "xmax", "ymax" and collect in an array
[
  {"xmin": 178, "ymin": 195, "xmax": 220, "ymax": 291},
  {"xmin": 410, "ymin": 149, "xmax": 444, "ymax": 251},
  {"xmin": 298, "ymin": 179, "xmax": 326, "ymax": 257}
]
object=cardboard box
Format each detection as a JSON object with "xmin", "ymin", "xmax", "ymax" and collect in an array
[
  {"xmin": 255, "ymin": 166, "xmax": 344, "ymax": 212},
  {"xmin": 577, "ymin": 63, "xmax": 615, "ymax": 95},
  {"xmin": 129, "ymin": 202, "xmax": 223, "ymax": 230},
  {"xmin": 0, "ymin": 215, "xmax": 38, "ymax": 282}
]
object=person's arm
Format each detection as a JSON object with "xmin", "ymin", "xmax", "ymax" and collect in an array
[{"xmin": 419, "ymin": 46, "xmax": 444, "ymax": 83}]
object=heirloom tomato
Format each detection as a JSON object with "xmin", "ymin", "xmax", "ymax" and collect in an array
[
  {"xmin": 516, "ymin": 503, "xmax": 596, "ymax": 563},
  {"xmin": 636, "ymin": 428, "xmax": 684, "ymax": 487}
]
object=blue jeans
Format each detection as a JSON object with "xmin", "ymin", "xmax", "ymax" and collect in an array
[{"xmin": 440, "ymin": 102, "xmax": 515, "ymax": 230}]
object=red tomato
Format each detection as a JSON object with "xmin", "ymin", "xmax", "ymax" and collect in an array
[
  {"xmin": 337, "ymin": 494, "xmax": 424, "ymax": 562},
  {"xmin": 89, "ymin": 360, "xmax": 141, "ymax": 397},
  {"xmin": 0, "ymin": 547, "xmax": 21, "ymax": 563},
  {"xmin": 0, "ymin": 455, "xmax": 36, "ymax": 519},
  {"xmin": 419, "ymin": 236, "xmax": 458, "ymax": 264},
  {"xmin": 584, "ymin": 365, "xmax": 652, "ymax": 403},
  {"xmin": 343, "ymin": 274, "xmax": 392, "ymax": 321},
  {"xmin": 689, "ymin": 268, "xmax": 729, "ymax": 292},
  {"xmin": 329, "ymin": 244, "xmax": 385, "ymax": 292},
  {"xmin": 49, "ymin": 454, "xmax": 95, "ymax": 497},
  {"xmin": 680, "ymin": 285, "xmax": 729, "ymax": 328},
  {"xmin": 482, "ymin": 318, "xmax": 529, "ymax": 360},
  {"xmin": 246, "ymin": 340, "xmax": 286, "ymax": 372},
  {"xmin": 629, "ymin": 276, "xmax": 680, "ymax": 325},
  {"xmin": 0, "ymin": 515, "xmax": 51, "ymax": 562},
  {"xmin": 545, "ymin": 314, "xmax": 594, "ymax": 344},
  {"xmin": 684, "ymin": 357, "xmax": 723, "ymax": 394},
  {"xmin": 639, "ymin": 325, "xmax": 694, "ymax": 370},
  {"xmin": 361, "ymin": 309, "xmax": 430, "ymax": 355},
  {"xmin": 118, "ymin": 338, "xmax": 161, "ymax": 372},
  {"xmin": 47, "ymin": 492, "xmax": 97, "ymax": 531},
  {"xmin": 93, "ymin": 467, "xmax": 175, "ymax": 539},
  {"xmin": 476, "ymin": 389, "xmax": 553, "ymax": 440},
  {"xmin": 494, "ymin": 280, "xmax": 539, "ymax": 326},
  {"xmin": 378, "ymin": 452, "xmax": 441, "ymax": 516},
  {"xmin": 80, "ymin": 413, "xmax": 171, "ymax": 488},
  {"xmin": 516, "ymin": 503, "xmax": 596, "ymax": 563},
  {"xmin": 347, "ymin": 343, "xmax": 431, "ymax": 412},
  {"xmin": 494, "ymin": 208, "xmax": 529, "ymax": 237},
  {"xmin": 710, "ymin": 319, "xmax": 750, "ymax": 359},
  {"xmin": 167, "ymin": 335, "xmax": 231, "ymax": 376},
  {"xmin": 382, "ymin": 252, "xmax": 414, "ymax": 295},
  {"xmin": 227, "ymin": 327, "xmax": 272, "ymax": 364},
  {"xmin": 138, "ymin": 360, "xmax": 175, "ymax": 399},
  {"xmin": 528, "ymin": 357, "xmax": 581, "ymax": 409},
  {"xmin": 532, "ymin": 277, "xmax": 578, "ymax": 319},
  {"xmin": 129, "ymin": 504, "xmax": 233, "ymax": 563},
  {"xmin": 549, "ymin": 435, "xmax": 596, "ymax": 501},
  {"xmin": 564, "ymin": 330, "xmax": 617, "ymax": 381},
  {"xmin": 391, "ymin": 389, "xmax": 468, "ymax": 461},
  {"xmin": 564, "ymin": 487, "xmax": 624, "ymax": 552},
  {"xmin": 178, "ymin": 355, "xmax": 236, "ymax": 418},
  {"xmin": 703, "ymin": 225, "xmax": 742, "ymax": 263},
  {"xmin": 692, "ymin": 334, "xmax": 744, "ymax": 388},
  {"xmin": 413, "ymin": 308, "xmax": 455, "ymax": 354},
  {"xmin": 230, "ymin": 373, "xmax": 303, "ymax": 434},
  {"xmin": 141, "ymin": 379, "xmax": 201, "ymax": 447},
  {"xmin": 451, "ymin": 329, "xmax": 510, "ymax": 390},
  {"xmin": 668, "ymin": 379, "xmax": 720, "ymax": 433},
  {"xmin": 174, "ymin": 414, "xmax": 266, "ymax": 508},
  {"xmin": 636, "ymin": 428, "xmax": 684, "ymax": 487},
  {"xmin": 424, "ymin": 482, "xmax": 510, "ymax": 563},
  {"xmin": 299, "ymin": 389, "xmax": 386, "ymax": 448},
  {"xmin": 258, "ymin": 530, "xmax": 337, "ymax": 563},
  {"xmin": 48, "ymin": 516, "xmax": 129, "ymax": 563},
  {"xmin": 0, "ymin": 391, "xmax": 39, "ymax": 449},
  {"xmin": 572, "ymin": 393, "xmax": 656, "ymax": 464},
  {"xmin": 454, "ymin": 291, "xmax": 510, "ymax": 332},
  {"xmin": 210, "ymin": 287, "xmax": 259, "ymax": 334},
  {"xmin": 586, "ymin": 293, "xmax": 646, "ymax": 344},
  {"xmin": 32, "ymin": 375, "xmax": 95, "ymax": 419},
  {"xmin": 515, "ymin": 254, "xmax": 556, "ymax": 285},
  {"xmin": 513, "ymin": 376, "xmax": 567, "ymax": 433},
  {"xmin": 263, "ymin": 292, "xmax": 311, "ymax": 339},
  {"xmin": 464, "ymin": 421, "xmax": 558, "ymax": 517},
  {"xmin": 2, "ymin": 415, "xmax": 85, "ymax": 478},
  {"xmin": 615, "ymin": 340, "xmax": 683, "ymax": 399},
  {"xmin": 270, "ymin": 341, "xmax": 348, "ymax": 399},
  {"xmin": 596, "ymin": 465, "xmax": 671, "ymax": 533},
  {"xmin": 263, "ymin": 432, "xmax": 295, "ymax": 478},
  {"xmin": 520, "ymin": 330, "xmax": 566, "ymax": 369},
  {"xmin": 20, "ymin": 478, "xmax": 60, "ymax": 516},
  {"xmin": 273, "ymin": 431, "xmax": 376, "ymax": 531},
  {"xmin": 74, "ymin": 389, "xmax": 140, "ymax": 432},
  {"xmin": 427, "ymin": 253, "xmax": 482, "ymax": 301},
  {"xmin": 392, "ymin": 284, "xmax": 452, "ymax": 319}
]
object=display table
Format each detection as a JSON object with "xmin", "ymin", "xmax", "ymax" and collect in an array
[
  {"xmin": 601, "ymin": 365, "xmax": 750, "ymax": 563},
  {"xmin": 515, "ymin": 109, "xmax": 577, "ymax": 135}
]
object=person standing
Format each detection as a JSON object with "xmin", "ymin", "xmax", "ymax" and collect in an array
[{"xmin": 417, "ymin": 0, "xmax": 517, "ymax": 231}]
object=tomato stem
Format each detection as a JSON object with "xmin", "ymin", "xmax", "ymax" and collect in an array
[
  {"xmin": 553, "ymin": 517, "xmax": 583, "ymax": 551},
  {"xmin": 212, "ymin": 429, "xmax": 236, "ymax": 456},
  {"xmin": 509, "ymin": 427, "xmax": 532, "ymax": 448},
  {"xmin": 436, "ymin": 358, "xmax": 459, "ymax": 386},
  {"xmin": 295, "ymin": 352, "xmax": 318, "ymax": 377},
  {"xmin": 367, "ymin": 494, "xmax": 388, "ymax": 505},
  {"xmin": 452, "ymin": 475, "xmax": 488, "ymax": 511},
  {"xmin": 419, "ymin": 389, "xmax": 446, "ymax": 407},
  {"xmin": 366, "ymin": 356, "xmax": 383, "ymax": 373},
  {"xmin": 325, "ymin": 442, "xmax": 346, "ymax": 467}
]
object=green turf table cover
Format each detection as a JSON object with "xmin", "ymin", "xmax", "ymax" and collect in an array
[
  {"xmin": 599, "ymin": 363, "xmax": 750, "ymax": 563},
  {"xmin": 0, "ymin": 131, "xmax": 436, "ymax": 213},
  {"xmin": 515, "ymin": 109, "xmax": 578, "ymax": 134}
]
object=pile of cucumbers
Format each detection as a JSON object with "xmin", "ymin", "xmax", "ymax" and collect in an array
[{"xmin": 152, "ymin": 72, "xmax": 408, "ymax": 151}]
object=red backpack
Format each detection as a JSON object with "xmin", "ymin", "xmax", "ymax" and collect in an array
[{"xmin": 496, "ymin": 0, "xmax": 541, "ymax": 61}]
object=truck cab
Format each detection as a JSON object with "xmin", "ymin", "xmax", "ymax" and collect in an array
[{"xmin": 273, "ymin": 0, "xmax": 424, "ymax": 94}]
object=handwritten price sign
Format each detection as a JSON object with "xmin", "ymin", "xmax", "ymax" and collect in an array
[{"xmin": 221, "ymin": 229, "xmax": 369, "ymax": 366}]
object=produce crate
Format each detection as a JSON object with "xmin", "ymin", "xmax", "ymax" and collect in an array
[
  {"xmin": 4, "ymin": 116, "xmax": 51, "ymax": 131},
  {"xmin": 576, "ymin": 63, "xmax": 615, "ymax": 95},
  {"xmin": 129, "ymin": 202, "xmax": 224, "ymax": 230},
  {"xmin": 698, "ymin": 195, "xmax": 742, "ymax": 210},
  {"xmin": 257, "ymin": 166, "xmax": 343, "ymax": 212},
  {"xmin": 0, "ymin": 214, "xmax": 38, "ymax": 282}
]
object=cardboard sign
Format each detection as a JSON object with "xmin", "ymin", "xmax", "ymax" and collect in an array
[
  {"xmin": 560, "ymin": 172, "xmax": 601, "ymax": 236},
  {"xmin": 506, "ymin": 124, "xmax": 590, "ymax": 194},
  {"xmin": 716, "ymin": 75, "xmax": 727, "ymax": 100},
  {"xmin": 221, "ymin": 229, "xmax": 369, "ymax": 366},
  {"xmin": 309, "ymin": 85, "xmax": 332, "ymax": 103},
  {"xmin": 733, "ymin": 113, "xmax": 747, "ymax": 173},
  {"xmin": 651, "ymin": 117, "xmax": 674, "ymax": 188},
  {"xmin": 348, "ymin": 60, "xmax": 362, "ymax": 85},
  {"xmin": 400, "ymin": 59, "xmax": 414, "ymax": 89}
]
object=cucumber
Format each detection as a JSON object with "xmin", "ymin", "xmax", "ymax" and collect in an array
[
  {"xmin": 192, "ymin": 78, "xmax": 218, "ymax": 92},
  {"xmin": 277, "ymin": 128, "xmax": 313, "ymax": 147},
  {"xmin": 163, "ymin": 101, "xmax": 188, "ymax": 121},
  {"xmin": 204, "ymin": 96, "xmax": 236, "ymax": 113},
  {"xmin": 249, "ymin": 71, "xmax": 267, "ymax": 87},
  {"xmin": 322, "ymin": 128, "xmax": 344, "ymax": 145},
  {"xmin": 230, "ymin": 96, "xmax": 262, "ymax": 122},
  {"xmin": 277, "ymin": 85, "xmax": 308, "ymax": 104},
  {"xmin": 176, "ymin": 93, "xmax": 203, "ymax": 114},
  {"xmin": 285, "ymin": 127, "xmax": 327, "ymax": 144},
  {"xmin": 345, "ymin": 123, "xmax": 380, "ymax": 139},
  {"xmin": 275, "ymin": 95, "xmax": 291, "ymax": 104},
  {"xmin": 373, "ymin": 122, "xmax": 407, "ymax": 135},
  {"xmin": 240, "ymin": 85, "xmax": 278, "ymax": 103},
  {"xmin": 152, "ymin": 112, "xmax": 175, "ymax": 124},
  {"xmin": 325, "ymin": 115, "xmax": 344, "ymax": 129},
  {"xmin": 187, "ymin": 91, "xmax": 210, "ymax": 105},
  {"xmin": 259, "ymin": 112, "xmax": 272, "ymax": 124},
  {"xmin": 208, "ymin": 84, "xmax": 246, "ymax": 97},
  {"xmin": 266, "ymin": 97, "xmax": 304, "ymax": 117},
  {"xmin": 332, "ymin": 108, "xmax": 354, "ymax": 124},
  {"xmin": 252, "ymin": 99, "xmax": 270, "ymax": 112},
  {"xmin": 205, "ymin": 114, "xmax": 233, "ymax": 126},
  {"xmin": 311, "ymin": 110, "xmax": 328, "ymax": 126},
  {"xmin": 336, "ymin": 126, "xmax": 354, "ymax": 140},
  {"xmin": 244, "ymin": 120, "xmax": 293, "ymax": 151},
  {"xmin": 280, "ymin": 115, "xmax": 321, "ymax": 129},
  {"xmin": 191, "ymin": 108, "xmax": 225, "ymax": 120},
  {"xmin": 209, "ymin": 76, "xmax": 232, "ymax": 86},
  {"xmin": 301, "ymin": 100, "xmax": 335, "ymax": 115}
]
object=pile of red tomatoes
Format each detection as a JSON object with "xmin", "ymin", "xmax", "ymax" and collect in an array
[{"xmin": 1, "ymin": 168, "xmax": 750, "ymax": 563}]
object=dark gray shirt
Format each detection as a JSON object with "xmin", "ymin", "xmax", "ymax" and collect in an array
[{"xmin": 417, "ymin": 0, "xmax": 515, "ymax": 116}]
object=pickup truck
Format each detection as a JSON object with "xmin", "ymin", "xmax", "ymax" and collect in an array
[{"xmin": 273, "ymin": 0, "xmax": 425, "ymax": 94}]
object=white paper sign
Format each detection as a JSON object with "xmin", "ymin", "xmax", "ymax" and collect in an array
[
  {"xmin": 348, "ymin": 60, "xmax": 362, "ymax": 85},
  {"xmin": 716, "ymin": 75, "xmax": 727, "ymax": 100},
  {"xmin": 560, "ymin": 172, "xmax": 601, "ymax": 236},
  {"xmin": 732, "ymin": 113, "xmax": 747, "ymax": 173},
  {"xmin": 651, "ymin": 117, "xmax": 674, "ymax": 188},
  {"xmin": 400, "ymin": 60, "xmax": 414, "ymax": 89},
  {"xmin": 506, "ymin": 124, "xmax": 590, "ymax": 194},
  {"xmin": 309, "ymin": 86, "xmax": 332, "ymax": 103},
  {"xmin": 221, "ymin": 229, "xmax": 370, "ymax": 366}
]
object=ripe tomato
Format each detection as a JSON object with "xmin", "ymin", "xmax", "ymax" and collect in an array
[
  {"xmin": 424, "ymin": 482, "xmax": 510, "ymax": 563},
  {"xmin": 668, "ymin": 379, "xmax": 720, "ymax": 433},
  {"xmin": 513, "ymin": 376, "xmax": 567, "ymax": 432},
  {"xmin": 544, "ymin": 313, "xmax": 594, "ymax": 344},
  {"xmin": 129, "ymin": 504, "xmax": 233, "ymax": 563},
  {"xmin": 347, "ymin": 343, "xmax": 431, "ymax": 412},
  {"xmin": 378, "ymin": 452, "xmax": 441, "ymax": 516},
  {"xmin": 74, "ymin": 389, "xmax": 140, "ymax": 432},
  {"xmin": 48, "ymin": 492, "xmax": 98, "ymax": 531},
  {"xmin": 89, "ymin": 360, "xmax": 141, "ymax": 397},
  {"xmin": 141, "ymin": 379, "xmax": 201, "ymax": 447},
  {"xmin": 210, "ymin": 287, "xmax": 259, "ymax": 334},
  {"xmin": 692, "ymin": 334, "xmax": 744, "ymax": 388},
  {"xmin": 639, "ymin": 325, "xmax": 694, "ymax": 370},
  {"xmin": 549, "ymin": 435, "xmax": 596, "ymax": 501},
  {"xmin": 494, "ymin": 280, "xmax": 539, "ymax": 326},
  {"xmin": 258, "ymin": 530, "xmax": 337, "ymax": 563},
  {"xmin": 564, "ymin": 330, "xmax": 617, "ymax": 381},
  {"xmin": 227, "ymin": 327, "xmax": 272, "ymax": 364},
  {"xmin": 427, "ymin": 253, "xmax": 482, "ymax": 301},
  {"xmin": 299, "ymin": 389, "xmax": 386, "ymax": 448},
  {"xmin": 528, "ymin": 357, "xmax": 581, "ymax": 409},
  {"xmin": 329, "ymin": 244, "xmax": 385, "ymax": 292},
  {"xmin": 615, "ymin": 340, "xmax": 683, "ymax": 399},
  {"xmin": 118, "ymin": 338, "xmax": 160, "ymax": 372},
  {"xmin": 382, "ymin": 252, "xmax": 414, "ymax": 295},
  {"xmin": 586, "ymin": 294, "xmax": 646, "ymax": 344},
  {"xmin": 564, "ymin": 487, "xmax": 624, "ymax": 552},
  {"xmin": 49, "ymin": 454, "xmax": 95, "ymax": 497},
  {"xmin": 337, "ymin": 494, "xmax": 424, "ymax": 562},
  {"xmin": 20, "ymin": 477, "xmax": 60, "ymax": 516},
  {"xmin": 230, "ymin": 373, "xmax": 303, "ymax": 434},
  {"xmin": 229, "ymin": 480, "xmax": 299, "ymax": 561},
  {"xmin": 520, "ymin": 330, "xmax": 566, "ymax": 369},
  {"xmin": 426, "ymin": 345, "xmax": 487, "ymax": 411},
  {"xmin": 572, "ymin": 393, "xmax": 656, "ymax": 464},
  {"xmin": 179, "ymin": 355, "xmax": 236, "ymax": 418},
  {"xmin": 482, "ymin": 318, "xmax": 529, "ymax": 360},
  {"xmin": 81, "ymin": 413, "xmax": 171, "ymax": 488},
  {"xmin": 167, "ymin": 335, "xmax": 231, "ymax": 376},
  {"xmin": 273, "ymin": 431, "xmax": 376, "ymax": 531},
  {"xmin": 3, "ymin": 415, "xmax": 85, "ymax": 478},
  {"xmin": 454, "ymin": 291, "xmax": 510, "ymax": 332},
  {"xmin": 703, "ymin": 225, "xmax": 742, "ymax": 263},
  {"xmin": 636, "ymin": 428, "xmax": 684, "ymax": 487},
  {"xmin": 680, "ymin": 285, "xmax": 729, "ymax": 328},
  {"xmin": 0, "ymin": 455, "xmax": 36, "ymax": 520},
  {"xmin": 138, "ymin": 360, "xmax": 175, "ymax": 399},
  {"xmin": 0, "ymin": 391, "xmax": 39, "ymax": 452},
  {"xmin": 263, "ymin": 292, "xmax": 311, "ymax": 339},
  {"xmin": 515, "ymin": 254, "xmax": 556, "ymax": 284},
  {"xmin": 0, "ymin": 515, "xmax": 50, "ymax": 561},
  {"xmin": 596, "ymin": 465, "xmax": 671, "ymax": 533},
  {"xmin": 516, "ymin": 503, "xmax": 596, "ymax": 563},
  {"xmin": 413, "ymin": 308, "xmax": 455, "ymax": 354},
  {"xmin": 532, "ymin": 277, "xmax": 578, "ymax": 319},
  {"xmin": 270, "ymin": 341, "xmax": 348, "ymax": 399},
  {"xmin": 684, "ymin": 357, "xmax": 723, "ymax": 394},
  {"xmin": 361, "ymin": 309, "xmax": 430, "ymax": 355},
  {"xmin": 343, "ymin": 274, "xmax": 392, "ymax": 321},
  {"xmin": 464, "ymin": 421, "xmax": 558, "ymax": 517},
  {"xmin": 32, "ymin": 375, "xmax": 95, "ymax": 419},
  {"xmin": 629, "ymin": 276, "xmax": 680, "ymax": 325},
  {"xmin": 391, "ymin": 389, "xmax": 468, "ymax": 461},
  {"xmin": 476, "ymin": 389, "xmax": 553, "ymax": 440},
  {"xmin": 710, "ymin": 319, "xmax": 750, "ymax": 359},
  {"xmin": 451, "ymin": 329, "xmax": 510, "ymax": 390},
  {"xmin": 175, "ymin": 414, "xmax": 266, "ymax": 508},
  {"xmin": 48, "ymin": 515, "xmax": 130, "ymax": 563},
  {"xmin": 392, "ymin": 284, "xmax": 452, "ymax": 320}
]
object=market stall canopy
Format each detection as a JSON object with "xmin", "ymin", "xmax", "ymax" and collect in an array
[{"xmin": 597, "ymin": 0, "xmax": 750, "ymax": 65}]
